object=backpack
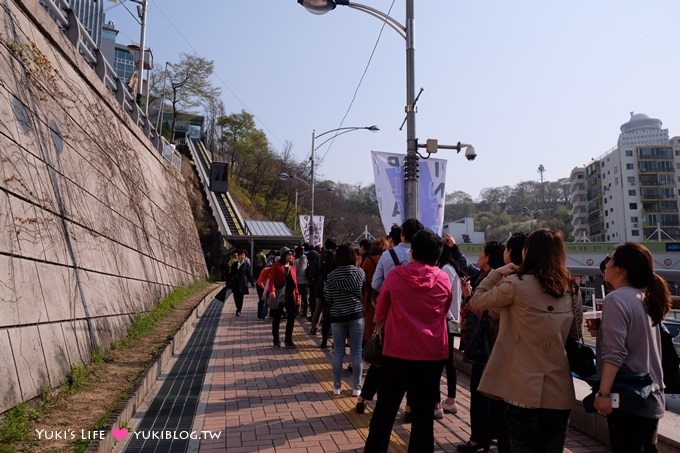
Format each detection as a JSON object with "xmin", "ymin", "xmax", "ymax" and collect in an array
[
  {"xmin": 316, "ymin": 250, "xmax": 336, "ymax": 301},
  {"xmin": 305, "ymin": 250, "xmax": 318, "ymax": 283}
]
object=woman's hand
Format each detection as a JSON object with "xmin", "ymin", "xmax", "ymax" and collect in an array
[
  {"xmin": 496, "ymin": 263, "xmax": 519, "ymax": 277},
  {"xmin": 593, "ymin": 393, "xmax": 613, "ymax": 416},
  {"xmin": 443, "ymin": 233, "xmax": 456, "ymax": 248}
]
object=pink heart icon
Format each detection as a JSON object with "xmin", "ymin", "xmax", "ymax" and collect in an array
[{"xmin": 111, "ymin": 427, "xmax": 129, "ymax": 441}]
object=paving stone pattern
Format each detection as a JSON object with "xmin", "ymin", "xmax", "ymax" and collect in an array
[{"xmin": 188, "ymin": 294, "xmax": 608, "ymax": 453}]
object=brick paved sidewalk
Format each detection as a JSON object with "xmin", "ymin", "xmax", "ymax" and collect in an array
[{"xmin": 192, "ymin": 293, "xmax": 607, "ymax": 453}]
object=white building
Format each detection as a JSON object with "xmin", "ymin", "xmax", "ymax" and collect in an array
[
  {"xmin": 571, "ymin": 113, "xmax": 680, "ymax": 242},
  {"xmin": 569, "ymin": 167, "xmax": 588, "ymax": 241},
  {"xmin": 443, "ymin": 218, "xmax": 485, "ymax": 244}
]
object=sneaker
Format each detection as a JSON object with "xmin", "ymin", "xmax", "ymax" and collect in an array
[
  {"xmin": 356, "ymin": 400, "xmax": 366, "ymax": 414},
  {"xmin": 236, "ymin": 311, "xmax": 241, "ymax": 317},
  {"xmin": 285, "ymin": 343, "xmax": 297, "ymax": 349},
  {"xmin": 442, "ymin": 400, "xmax": 458, "ymax": 414},
  {"xmin": 352, "ymin": 389, "xmax": 361, "ymax": 397},
  {"xmin": 309, "ymin": 327, "xmax": 317, "ymax": 335},
  {"xmin": 273, "ymin": 340, "xmax": 281, "ymax": 348},
  {"xmin": 333, "ymin": 387, "xmax": 342, "ymax": 396},
  {"xmin": 434, "ymin": 407, "xmax": 444, "ymax": 419},
  {"xmin": 456, "ymin": 440, "xmax": 490, "ymax": 452},
  {"xmin": 320, "ymin": 340, "xmax": 328, "ymax": 349}
]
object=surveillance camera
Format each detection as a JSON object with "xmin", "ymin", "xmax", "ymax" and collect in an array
[{"xmin": 465, "ymin": 146, "xmax": 477, "ymax": 161}]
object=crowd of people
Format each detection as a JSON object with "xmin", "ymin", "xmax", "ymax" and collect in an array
[{"xmin": 222, "ymin": 222, "xmax": 673, "ymax": 453}]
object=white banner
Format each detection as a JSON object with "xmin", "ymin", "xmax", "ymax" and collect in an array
[
  {"xmin": 299, "ymin": 215, "xmax": 325, "ymax": 247},
  {"xmin": 371, "ymin": 151, "xmax": 447, "ymax": 236}
]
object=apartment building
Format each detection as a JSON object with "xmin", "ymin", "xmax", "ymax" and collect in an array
[{"xmin": 570, "ymin": 113, "xmax": 680, "ymax": 242}]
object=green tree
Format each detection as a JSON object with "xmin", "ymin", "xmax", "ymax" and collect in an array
[{"xmin": 444, "ymin": 190, "xmax": 475, "ymax": 222}]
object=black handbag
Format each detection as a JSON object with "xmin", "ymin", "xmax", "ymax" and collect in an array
[
  {"xmin": 565, "ymin": 337, "xmax": 596, "ymax": 378},
  {"xmin": 463, "ymin": 311, "xmax": 491, "ymax": 365},
  {"xmin": 363, "ymin": 328, "xmax": 383, "ymax": 366}
]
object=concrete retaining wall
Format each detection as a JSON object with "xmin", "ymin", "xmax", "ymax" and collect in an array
[{"xmin": 0, "ymin": 0, "xmax": 207, "ymax": 413}]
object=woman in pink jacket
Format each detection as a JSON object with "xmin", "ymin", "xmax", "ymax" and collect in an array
[{"xmin": 364, "ymin": 229, "xmax": 452, "ymax": 453}]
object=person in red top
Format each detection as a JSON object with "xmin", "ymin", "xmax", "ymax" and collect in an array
[
  {"xmin": 266, "ymin": 247, "xmax": 301, "ymax": 348},
  {"xmin": 256, "ymin": 264, "xmax": 272, "ymax": 321},
  {"xmin": 364, "ymin": 229, "xmax": 452, "ymax": 453}
]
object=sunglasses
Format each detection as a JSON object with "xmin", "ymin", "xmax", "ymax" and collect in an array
[{"xmin": 599, "ymin": 255, "xmax": 611, "ymax": 273}]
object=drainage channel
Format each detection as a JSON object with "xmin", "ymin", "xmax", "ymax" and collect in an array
[{"xmin": 123, "ymin": 297, "xmax": 224, "ymax": 453}]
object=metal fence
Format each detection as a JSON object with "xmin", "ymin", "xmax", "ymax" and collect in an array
[{"xmin": 37, "ymin": 0, "xmax": 181, "ymax": 169}]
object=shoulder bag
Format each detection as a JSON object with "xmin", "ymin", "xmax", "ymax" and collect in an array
[
  {"xmin": 363, "ymin": 327, "xmax": 383, "ymax": 366},
  {"xmin": 565, "ymin": 337, "xmax": 596, "ymax": 379},
  {"xmin": 565, "ymin": 291, "xmax": 596, "ymax": 379},
  {"xmin": 267, "ymin": 286, "xmax": 286, "ymax": 310}
]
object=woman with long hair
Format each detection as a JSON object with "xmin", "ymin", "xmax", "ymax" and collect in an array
[
  {"xmin": 436, "ymin": 236, "xmax": 467, "ymax": 416},
  {"xmin": 469, "ymin": 229, "xmax": 574, "ymax": 452},
  {"xmin": 355, "ymin": 238, "xmax": 388, "ymax": 414},
  {"xmin": 592, "ymin": 242, "xmax": 671, "ymax": 452},
  {"xmin": 325, "ymin": 243, "xmax": 366, "ymax": 396}
]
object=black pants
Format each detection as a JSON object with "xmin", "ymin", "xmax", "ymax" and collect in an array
[
  {"xmin": 272, "ymin": 301, "xmax": 298, "ymax": 344},
  {"xmin": 469, "ymin": 362, "xmax": 492, "ymax": 446},
  {"xmin": 445, "ymin": 332, "xmax": 457, "ymax": 398},
  {"xmin": 308, "ymin": 285, "xmax": 317, "ymax": 317},
  {"xmin": 256, "ymin": 286, "xmax": 266, "ymax": 319},
  {"xmin": 608, "ymin": 411, "xmax": 659, "ymax": 453},
  {"xmin": 298, "ymin": 284, "xmax": 309, "ymax": 316},
  {"xmin": 361, "ymin": 364, "xmax": 383, "ymax": 400},
  {"xmin": 233, "ymin": 291, "xmax": 245, "ymax": 314},
  {"xmin": 364, "ymin": 357, "xmax": 444, "ymax": 453},
  {"xmin": 321, "ymin": 305, "xmax": 331, "ymax": 341},
  {"xmin": 505, "ymin": 404, "xmax": 570, "ymax": 453}
]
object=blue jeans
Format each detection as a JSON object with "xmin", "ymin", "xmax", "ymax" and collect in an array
[{"xmin": 331, "ymin": 318, "xmax": 365, "ymax": 390}]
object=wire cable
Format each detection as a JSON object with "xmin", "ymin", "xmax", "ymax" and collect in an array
[
  {"xmin": 147, "ymin": 0, "xmax": 287, "ymax": 148},
  {"xmin": 317, "ymin": 0, "xmax": 397, "ymax": 166}
]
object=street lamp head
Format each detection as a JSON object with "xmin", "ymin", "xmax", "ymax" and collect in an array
[
  {"xmin": 278, "ymin": 172, "xmax": 292, "ymax": 180},
  {"xmin": 297, "ymin": 0, "xmax": 337, "ymax": 15},
  {"xmin": 367, "ymin": 125, "xmax": 380, "ymax": 132}
]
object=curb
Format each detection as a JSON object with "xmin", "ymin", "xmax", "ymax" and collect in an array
[{"xmin": 86, "ymin": 285, "xmax": 222, "ymax": 452}]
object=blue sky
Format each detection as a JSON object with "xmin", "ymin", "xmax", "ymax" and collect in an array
[{"xmin": 106, "ymin": 0, "xmax": 680, "ymax": 200}]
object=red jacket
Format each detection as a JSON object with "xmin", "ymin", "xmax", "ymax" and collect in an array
[
  {"xmin": 266, "ymin": 261, "xmax": 300, "ymax": 305},
  {"xmin": 375, "ymin": 261, "xmax": 452, "ymax": 361},
  {"xmin": 256, "ymin": 266, "xmax": 272, "ymax": 289}
]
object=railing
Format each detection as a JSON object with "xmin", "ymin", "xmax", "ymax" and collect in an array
[
  {"xmin": 37, "ymin": 0, "xmax": 179, "ymax": 170},
  {"xmin": 192, "ymin": 140, "xmax": 247, "ymax": 235},
  {"xmin": 186, "ymin": 139, "xmax": 230, "ymax": 236}
]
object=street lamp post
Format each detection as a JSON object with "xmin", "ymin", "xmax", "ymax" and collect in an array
[
  {"xmin": 308, "ymin": 125, "xmax": 378, "ymax": 245},
  {"xmin": 298, "ymin": 1, "xmax": 475, "ymax": 223},
  {"xmin": 279, "ymin": 173, "xmax": 339, "ymax": 237},
  {"xmin": 133, "ymin": 0, "xmax": 148, "ymax": 108},
  {"xmin": 298, "ymin": 0, "xmax": 417, "ymax": 218},
  {"xmin": 156, "ymin": 61, "xmax": 170, "ymax": 133}
]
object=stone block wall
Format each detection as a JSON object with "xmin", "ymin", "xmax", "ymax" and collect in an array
[{"xmin": 0, "ymin": 0, "xmax": 207, "ymax": 413}]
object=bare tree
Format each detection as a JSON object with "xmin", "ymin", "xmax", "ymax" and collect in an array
[{"xmin": 167, "ymin": 53, "xmax": 220, "ymax": 142}]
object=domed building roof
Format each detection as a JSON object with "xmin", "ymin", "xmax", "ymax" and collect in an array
[{"xmin": 620, "ymin": 111, "xmax": 662, "ymax": 133}]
